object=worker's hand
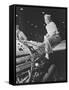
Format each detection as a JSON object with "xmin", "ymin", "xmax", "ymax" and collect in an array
[
  {"xmin": 46, "ymin": 33, "xmax": 49, "ymax": 38},
  {"xmin": 44, "ymin": 35, "xmax": 48, "ymax": 43}
]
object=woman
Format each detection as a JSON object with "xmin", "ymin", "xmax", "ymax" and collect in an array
[
  {"xmin": 16, "ymin": 25, "xmax": 32, "ymax": 56},
  {"xmin": 16, "ymin": 25, "xmax": 27, "ymax": 41},
  {"xmin": 43, "ymin": 14, "xmax": 61, "ymax": 59}
]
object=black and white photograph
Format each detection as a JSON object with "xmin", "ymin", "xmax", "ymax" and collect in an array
[{"xmin": 16, "ymin": 5, "xmax": 67, "ymax": 85}]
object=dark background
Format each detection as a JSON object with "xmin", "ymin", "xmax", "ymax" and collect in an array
[{"xmin": 16, "ymin": 6, "xmax": 67, "ymax": 42}]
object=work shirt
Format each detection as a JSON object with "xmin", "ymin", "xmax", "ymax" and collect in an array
[
  {"xmin": 46, "ymin": 21, "xmax": 59, "ymax": 37},
  {"xmin": 45, "ymin": 21, "xmax": 61, "ymax": 47}
]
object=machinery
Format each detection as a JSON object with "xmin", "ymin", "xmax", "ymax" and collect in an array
[{"xmin": 16, "ymin": 40, "xmax": 57, "ymax": 84}]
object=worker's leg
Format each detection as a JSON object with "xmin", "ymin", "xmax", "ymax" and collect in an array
[{"xmin": 43, "ymin": 37, "xmax": 53, "ymax": 59}]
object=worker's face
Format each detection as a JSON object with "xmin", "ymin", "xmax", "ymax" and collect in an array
[{"xmin": 44, "ymin": 17, "xmax": 50, "ymax": 24}]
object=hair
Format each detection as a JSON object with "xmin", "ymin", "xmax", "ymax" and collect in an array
[{"xmin": 44, "ymin": 14, "xmax": 51, "ymax": 22}]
